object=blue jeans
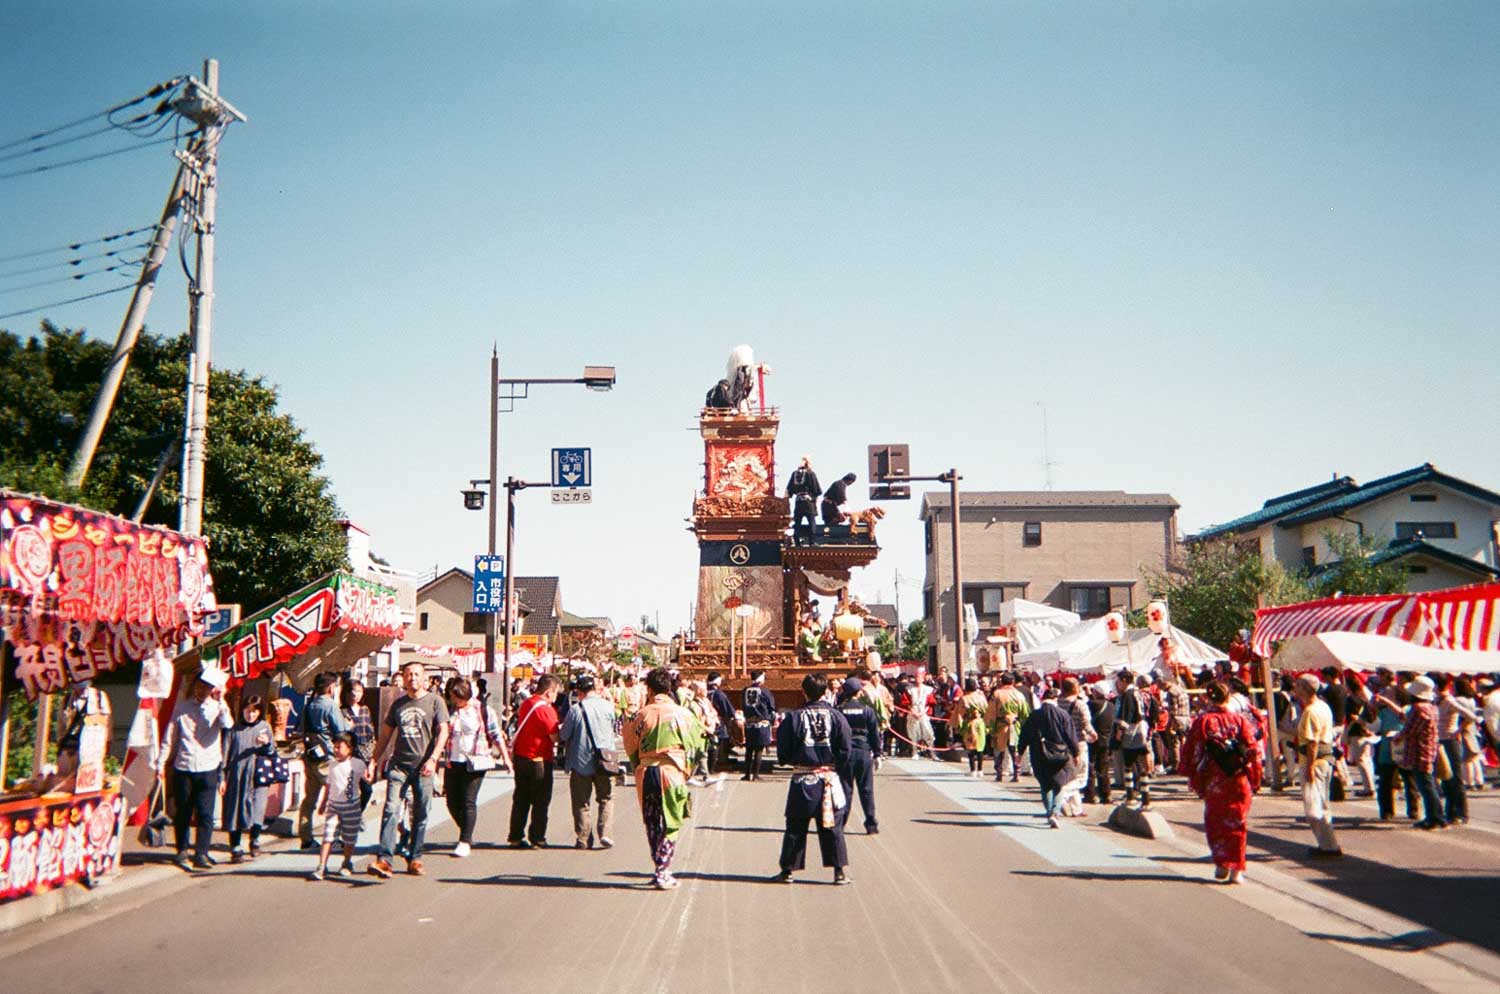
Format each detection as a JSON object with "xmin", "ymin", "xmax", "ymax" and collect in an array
[
  {"xmin": 378, "ymin": 765, "xmax": 433, "ymax": 862},
  {"xmin": 1041, "ymin": 785, "xmax": 1059, "ymax": 817}
]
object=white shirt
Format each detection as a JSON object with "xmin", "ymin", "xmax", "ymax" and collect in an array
[
  {"xmin": 325, "ymin": 756, "xmax": 365, "ymax": 807},
  {"xmin": 160, "ymin": 697, "xmax": 234, "ymax": 772},
  {"xmin": 447, "ymin": 700, "xmax": 497, "ymax": 765}
]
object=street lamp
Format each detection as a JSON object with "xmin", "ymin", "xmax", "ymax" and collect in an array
[{"xmin": 467, "ymin": 349, "xmax": 615, "ymax": 715}]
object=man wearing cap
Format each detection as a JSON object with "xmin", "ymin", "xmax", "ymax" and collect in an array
[
  {"xmin": 836, "ymin": 677, "xmax": 881, "ymax": 834},
  {"xmin": 785, "ymin": 456, "xmax": 822, "ymax": 546},
  {"xmin": 1397, "ymin": 676, "xmax": 1447, "ymax": 829},
  {"xmin": 157, "ymin": 667, "xmax": 235, "ymax": 871},
  {"xmin": 1293, "ymin": 673, "xmax": 1342, "ymax": 857},
  {"xmin": 706, "ymin": 672, "xmax": 737, "ymax": 772}
]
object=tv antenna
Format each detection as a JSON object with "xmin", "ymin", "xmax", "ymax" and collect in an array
[{"xmin": 1037, "ymin": 401, "xmax": 1057, "ymax": 490}]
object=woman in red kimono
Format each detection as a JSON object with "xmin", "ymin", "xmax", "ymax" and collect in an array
[{"xmin": 1180, "ymin": 680, "xmax": 1263, "ymax": 884}]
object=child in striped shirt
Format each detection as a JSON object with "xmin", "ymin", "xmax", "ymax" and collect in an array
[{"xmin": 311, "ymin": 734, "xmax": 365, "ymax": 880}]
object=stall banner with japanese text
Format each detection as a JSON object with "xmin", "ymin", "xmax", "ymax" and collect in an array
[
  {"xmin": 203, "ymin": 572, "xmax": 405, "ymax": 683},
  {"xmin": 1, "ymin": 492, "xmax": 216, "ymax": 699},
  {"xmin": 0, "ymin": 791, "xmax": 123, "ymax": 904}
]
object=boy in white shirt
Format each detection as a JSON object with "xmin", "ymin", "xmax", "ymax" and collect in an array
[{"xmin": 311, "ymin": 734, "xmax": 365, "ymax": 880}]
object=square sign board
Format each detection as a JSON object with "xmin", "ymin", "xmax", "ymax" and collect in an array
[{"xmin": 551, "ymin": 447, "xmax": 591, "ymax": 488}]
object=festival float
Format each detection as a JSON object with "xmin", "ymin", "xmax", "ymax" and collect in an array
[
  {"xmin": 0, "ymin": 489, "xmax": 215, "ymax": 904},
  {"xmin": 676, "ymin": 348, "xmax": 883, "ymax": 694}
]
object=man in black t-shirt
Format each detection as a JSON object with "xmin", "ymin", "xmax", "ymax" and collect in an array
[{"xmin": 820, "ymin": 472, "xmax": 857, "ymax": 526}]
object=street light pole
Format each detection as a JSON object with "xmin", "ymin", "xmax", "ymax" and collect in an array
[
  {"xmin": 503, "ymin": 478, "xmax": 518, "ymax": 716},
  {"xmin": 486, "ymin": 349, "xmax": 500, "ymax": 709},
  {"xmin": 946, "ymin": 469, "xmax": 966, "ymax": 685}
]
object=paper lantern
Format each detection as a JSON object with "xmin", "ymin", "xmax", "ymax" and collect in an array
[
  {"xmin": 1146, "ymin": 600, "xmax": 1170, "ymax": 635},
  {"xmin": 1103, "ymin": 611, "xmax": 1126, "ymax": 643},
  {"xmin": 833, "ymin": 613, "xmax": 863, "ymax": 642}
]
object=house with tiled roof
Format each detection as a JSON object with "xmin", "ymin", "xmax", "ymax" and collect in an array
[
  {"xmin": 399, "ymin": 569, "xmax": 562, "ymax": 671},
  {"xmin": 1193, "ymin": 464, "xmax": 1500, "ymax": 592}
]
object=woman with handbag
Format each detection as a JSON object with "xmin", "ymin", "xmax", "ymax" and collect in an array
[
  {"xmin": 1017, "ymin": 688, "xmax": 1080, "ymax": 829},
  {"xmin": 222, "ymin": 695, "xmax": 275, "ymax": 863},
  {"xmin": 443, "ymin": 677, "xmax": 504, "ymax": 858},
  {"xmin": 1180, "ymin": 681, "xmax": 1263, "ymax": 884}
]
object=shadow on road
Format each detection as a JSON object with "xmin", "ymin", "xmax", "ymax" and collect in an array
[
  {"xmin": 442, "ymin": 873, "xmax": 644, "ymax": 890},
  {"xmin": 1009, "ymin": 869, "xmax": 1212, "ymax": 885},
  {"xmin": 697, "ymin": 825, "xmax": 783, "ymax": 834}
]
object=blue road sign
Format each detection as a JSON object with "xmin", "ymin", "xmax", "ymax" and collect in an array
[
  {"xmin": 551, "ymin": 447, "xmax": 592, "ymax": 488},
  {"xmin": 473, "ymin": 555, "xmax": 505, "ymax": 614}
]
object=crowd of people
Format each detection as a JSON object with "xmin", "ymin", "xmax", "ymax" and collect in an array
[{"xmin": 151, "ymin": 651, "xmax": 1498, "ymax": 890}]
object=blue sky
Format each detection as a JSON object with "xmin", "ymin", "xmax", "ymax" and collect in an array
[{"xmin": 2, "ymin": 2, "xmax": 1496, "ymax": 632}]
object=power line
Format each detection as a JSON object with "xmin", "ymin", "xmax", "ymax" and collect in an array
[
  {"xmin": 0, "ymin": 241, "xmax": 153, "ymax": 280},
  {"xmin": 0, "ymin": 134, "xmax": 181, "ymax": 180},
  {"xmin": 0, "ymin": 258, "xmax": 145, "ymax": 294},
  {"xmin": 0, "ymin": 224, "xmax": 158, "ymax": 264},
  {"xmin": 0, "ymin": 76, "xmax": 187, "ymax": 154},
  {"xmin": 0, "ymin": 284, "xmax": 135, "ymax": 322}
]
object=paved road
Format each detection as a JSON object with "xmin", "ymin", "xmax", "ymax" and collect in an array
[{"xmin": 1, "ymin": 760, "xmax": 1493, "ymax": 994}]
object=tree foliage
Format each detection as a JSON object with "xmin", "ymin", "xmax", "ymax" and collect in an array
[
  {"xmin": 900, "ymin": 619, "xmax": 928, "ymax": 662},
  {"xmin": 872, "ymin": 626, "xmax": 898, "ymax": 662},
  {"xmin": 1306, "ymin": 530, "xmax": 1410, "ymax": 599},
  {"xmin": 0, "ymin": 323, "xmax": 347, "ymax": 611},
  {"xmin": 1142, "ymin": 539, "xmax": 1307, "ymax": 653}
]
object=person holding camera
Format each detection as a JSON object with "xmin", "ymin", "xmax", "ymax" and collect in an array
[{"xmin": 156, "ymin": 667, "xmax": 235, "ymax": 871}]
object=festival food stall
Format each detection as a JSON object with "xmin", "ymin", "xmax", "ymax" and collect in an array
[
  {"xmin": 0, "ymin": 489, "xmax": 214, "ymax": 904},
  {"xmin": 169, "ymin": 570, "xmax": 404, "ymax": 826}
]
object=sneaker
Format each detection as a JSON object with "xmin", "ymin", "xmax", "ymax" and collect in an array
[
  {"xmin": 865, "ymin": 825, "xmax": 879, "ymax": 835},
  {"xmin": 309, "ymin": 866, "xmax": 325, "ymax": 881},
  {"xmin": 300, "ymin": 839, "xmax": 318, "ymax": 851},
  {"xmin": 1227, "ymin": 869, "xmax": 1244, "ymax": 885},
  {"xmin": 249, "ymin": 843, "xmax": 262, "ymax": 859},
  {"xmin": 598, "ymin": 837, "xmax": 614, "ymax": 849},
  {"xmin": 510, "ymin": 839, "xmax": 533, "ymax": 850},
  {"xmin": 453, "ymin": 842, "xmax": 471, "ymax": 858},
  {"xmin": 771, "ymin": 870, "xmax": 794, "ymax": 884},
  {"xmin": 653, "ymin": 875, "xmax": 681, "ymax": 890},
  {"xmin": 173, "ymin": 851, "xmax": 194, "ymax": 872},
  {"xmin": 337, "ymin": 862, "xmax": 354, "ymax": 878},
  {"xmin": 1214, "ymin": 865, "xmax": 1230, "ymax": 881},
  {"xmin": 1046, "ymin": 815, "xmax": 1060, "ymax": 829},
  {"xmin": 575, "ymin": 841, "xmax": 589, "ymax": 850},
  {"xmin": 230, "ymin": 850, "xmax": 246, "ymax": 865},
  {"xmin": 368, "ymin": 859, "xmax": 393, "ymax": 879},
  {"xmin": 407, "ymin": 859, "xmax": 425, "ymax": 876},
  {"xmin": 833, "ymin": 869, "xmax": 851, "ymax": 885},
  {"xmin": 192, "ymin": 855, "xmax": 214, "ymax": 871}
]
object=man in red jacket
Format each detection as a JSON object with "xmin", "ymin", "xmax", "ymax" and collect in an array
[{"xmin": 508, "ymin": 675, "xmax": 561, "ymax": 848}]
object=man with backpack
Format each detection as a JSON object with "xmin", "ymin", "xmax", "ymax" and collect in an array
[
  {"xmin": 1113, "ymin": 672, "xmax": 1156, "ymax": 809},
  {"xmin": 560, "ymin": 674, "xmax": 618, "ymax": 850},
  {"xmin": 298, "ymin": 672, "xmax": 350, "ymax": 851}
]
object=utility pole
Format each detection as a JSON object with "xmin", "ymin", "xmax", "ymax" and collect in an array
[
  {"xmin": 893, "ymin": 568, "xmax": 903, "ymax": 656},
  {"xmin": 503, "ymin": 478, "xmax": 517, "ymax": 714},
  {"xmin": 66, "ymin": 166, "xmax": 187, "ymax": 488},
  {"xmin": 178, "ymin": 58, "xmax": 245, "ymax": 535}
]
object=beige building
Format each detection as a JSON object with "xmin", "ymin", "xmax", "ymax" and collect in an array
[
  {"xmin": 1194, "ymin": 463, "xmax": 1500, "ymax": 593},
  {"xmin": 400, "ymin": 569, "xmax": 560, "ymax": 670},
  {"xmin": 921, "ymin": 491, "xmax": 1180, "ymax": 668}
]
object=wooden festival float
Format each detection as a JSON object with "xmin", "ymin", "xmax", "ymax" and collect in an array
[{"xmin": 675, "ymin": 348, "xmax": 882, "ymax": 695}]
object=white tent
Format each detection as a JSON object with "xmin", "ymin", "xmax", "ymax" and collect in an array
[
  {"xmin": 1013, "ymin": 617, "xmax": 1110, "ymax": 671},
  {"xmin": 1272, "ymin": 631, "xmax": 1500, "ymax": 675},
  {"xmin": 998, "ymin": 598, "xmax": 1082, "ymax": 652},
  {"xmin": 1065, "ymin": 625, "xmax": 1226, "ymax": 676}
]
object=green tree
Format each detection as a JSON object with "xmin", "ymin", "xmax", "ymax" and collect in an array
[
  {"xmin": 1306, "ymin": 530, "xmax": 1409, "ymax": 598},
  {"xmin": 1142, "ymin": 540, "xmax": 1309, "ymax": 652},
  {"xmin": 873, "ymin": 626, "xmax": 898, "ymax": 662},
  {"xmin": 0, "ymin": 323, "xmax": 347, "ymax": 610},
  {"xmin": 900, "ymin": 619, "xmax": 928, "ymax": 662}
]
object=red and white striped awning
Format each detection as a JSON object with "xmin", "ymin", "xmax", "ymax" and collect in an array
[{"xmin": 1252, "ymin": 582, "xmax": 1500, "ymax": 658}]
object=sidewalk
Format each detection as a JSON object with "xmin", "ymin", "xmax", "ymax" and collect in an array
[{"xmin": 0, "ymin": 771, "xmax": 516, "ymax": 934}]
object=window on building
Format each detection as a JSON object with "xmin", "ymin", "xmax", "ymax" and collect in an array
[
  {"xmin": 924, "ymin": 587, "xmax": 934, "ymax": 621},
  {"xmin": 1396, "ymin": 522, "xmax": 1457, "ymax": 540},
  {"xmin": 982, "ymin": 588, "xmax": 1004, "ymax": 614},
  {"xmin": 462, "ymin": 612, "xmax": 487, "ymax": 635},
  {"xmin": 1301, "ymin": 547, "xmax": 1316, "ymax": 569},
  {"xmin": 1022, "ymin": 521, "xmax": 1042, "ymax": 547},
  {"xmin": 1069, "ymin": 586, "xmax": 1112, "ymax": 619},
  {"xmin": 925, "ymin": 517, "xmax": 934, "ymax": 555},
  {"xmin": 419, "ymin": 611, "xmax": 429, "ymax": 631},
  {"xmin": 1409, "ymin": 493, "xmax": 1437, "ymax": 503},
  {"xmin": 1408, "ymin": 565, "xmax": 1429, "ymax": 574}
]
